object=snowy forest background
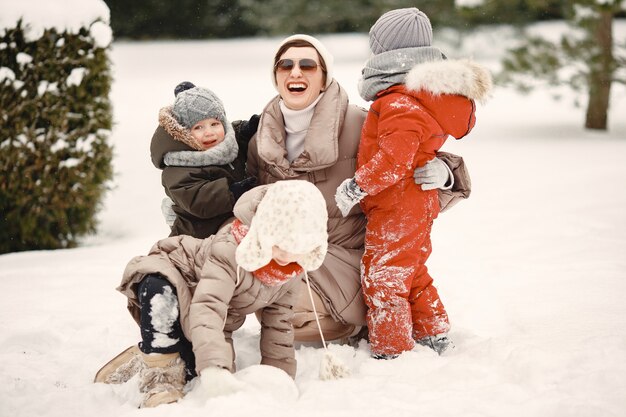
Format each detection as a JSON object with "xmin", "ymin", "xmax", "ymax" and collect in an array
[{"xmin": 1, "ymin": 1, "xmax": 626, "ymax": 416}]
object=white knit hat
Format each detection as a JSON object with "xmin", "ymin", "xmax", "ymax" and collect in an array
[
  {"xmin": 272, "ymin": 34, "xmax": 335, "ymax": 89},
  {"xmin": 369, "ymin": 8, "xmax": 433, "ymax": 55},
  {"xmin": 236, "ymin": 180, "xmax": 328, "ymax": 272}
]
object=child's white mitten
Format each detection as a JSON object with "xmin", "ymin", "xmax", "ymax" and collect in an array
[
  {"xmin": 198, "ymin": 366, "xmax": 244, "ymax": 399},
  {"xmin": 161, "ymin": 197, "xmax": 176, "ymax": 227},
  {"xmin": 334, "ymin": 178, "xmax": 367, "ymax": 217}
]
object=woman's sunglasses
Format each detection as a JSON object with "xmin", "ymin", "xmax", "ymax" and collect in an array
[{"xmin": 274, "ymin": 58, "xmax": 319, "ymax": 73}]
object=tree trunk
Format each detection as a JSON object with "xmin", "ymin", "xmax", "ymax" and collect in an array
[{"xmin": 585, "ymin": 9, "xmax": 613, "ymax": 130}]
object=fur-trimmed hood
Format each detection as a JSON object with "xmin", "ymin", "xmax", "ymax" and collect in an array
[
  {"xmin": 379, "ymin": 58, "xmax": 493, "ymax": 140},
  {"xmin": 405, "ymin": 59, "xmax": 492, "ymax": 104},
  {"xmin": 159, "ymin": 105, "xmax": 205, "ymax": 151}
]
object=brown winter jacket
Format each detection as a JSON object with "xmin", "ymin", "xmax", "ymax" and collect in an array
[
  {"xmin": 117, "ymin": 188, "xmax": 299, "ymax": 378},
  {"xmin": 247, "ymin": 80, "xmax": 471, "ymax": 327},
  {"xmin": 150, "ymin": 107, "xmax": 249, "ymax": 238}
]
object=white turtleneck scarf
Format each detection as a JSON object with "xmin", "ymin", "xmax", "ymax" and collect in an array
[{"xmin": 279, "ymin": 93, "xmax": 324, "ymax": 163}]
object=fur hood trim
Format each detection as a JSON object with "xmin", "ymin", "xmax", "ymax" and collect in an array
[
  {"xmin": 159, "ymin": 106, "xmax": 204, "ymax": 151},
  {"xmin": 405, "ymin": 59, "xmax": 493, "ymax": 103}
]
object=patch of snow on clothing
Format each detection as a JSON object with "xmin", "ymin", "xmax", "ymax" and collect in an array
[{"xmin": 149, "ymin": 286, "xmax": 179, "ymax": 348}]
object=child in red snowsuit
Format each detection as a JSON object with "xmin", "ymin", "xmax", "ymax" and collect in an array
[{"xmin": 335, "ymin": 8, "xmax": 492, "ymax": 358}]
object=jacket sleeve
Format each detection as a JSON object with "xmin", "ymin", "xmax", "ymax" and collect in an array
[
  {"xmin": 245, "ymin": 137, "xmax": 260, "ymax": 179},
  {"xmin": 354, "ymin": 95, "xmax": 428, "ymax": 196},
  {"xmin": 436, "ymin": 151, "xmax": 472, "ymax": 212},
  {"xmin": 232, "ymin": 185, "xmax": 269, "ymax": 226},
  {"xmin": 259, "ymin": 285, "xmax": 298, "ymax": 379},
  {"xmin": 189, "ymin": 240, "xmax": 238, "ymax": 373},
  {"xmin": 232, "ymin": 114, "xmax": 260, "ymax": 147},
  {"xmin": 163, "ymin": 167, "xmax": 235, "ymax": 219}
]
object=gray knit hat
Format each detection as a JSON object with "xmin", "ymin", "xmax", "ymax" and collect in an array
[
  {"xmin": 172, "ymin": 84, "xmax": 226, "ymax": 129},
  {"xmin": 369, "ymin": 7, "xmax": 433, "ymax": 55}
]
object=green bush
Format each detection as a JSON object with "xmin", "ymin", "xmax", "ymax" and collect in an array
[{"xmin": 0, "ymin": 19, "xmax": 114, "ymax": 253}]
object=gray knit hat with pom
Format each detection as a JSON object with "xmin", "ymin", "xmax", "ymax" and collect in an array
[
  {"xmin": 369, "ymin": 7, "xmax": 433, "ymax": 55},
  {"xmin": 172, "ymin": 82, "xmax": 226, "ymax": 129}
]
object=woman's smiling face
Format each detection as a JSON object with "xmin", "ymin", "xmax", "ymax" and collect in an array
[{"xmin": 275, "ymin": 46, "xmax": 325, "ymax": 110}]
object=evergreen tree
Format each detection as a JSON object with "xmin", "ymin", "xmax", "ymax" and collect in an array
[
  {"xmin": 220, "ymin": 0, "xmax": 458, "ymax": 36},
  {"xmin": 104, "ymin": 0, "xmax": 256, "ymax": 39},
  {"xmin": 495, "ymin": 0, "xmax": 625, "ymax": 130},
  {"xmin": 0, "ymin": 20, "xmax": 114, "ymax": 253},
  {"xmin": 457, "ymin": 0, "xmax": 564, "ymax": 25}
]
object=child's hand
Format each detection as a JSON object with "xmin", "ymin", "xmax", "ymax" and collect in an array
[
  {"xmin": 161, "ymin": 197, "xmax": 176, "ymax": 227},
  {"xmin": 197, "ymin": 366, "xmax": 245, "ymax": 399},
  {"xmin": 334, "ymin": 178, "xmax": 367, "ymax": 217}
]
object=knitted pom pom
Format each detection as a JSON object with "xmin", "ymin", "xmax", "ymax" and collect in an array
[
  {"xmin": 319, "ymin": 350, "xmax": 351, "ymax": 380},
  {"xmin": 174, "ymin": 81, "xmax": 196, "ymax": 97}
]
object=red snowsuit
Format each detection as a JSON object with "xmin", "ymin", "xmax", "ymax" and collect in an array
[{"xmin": 355, "ymin": 83, "xmax": 477, "ymax": 356}]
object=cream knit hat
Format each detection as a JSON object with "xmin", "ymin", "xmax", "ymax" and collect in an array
[{"xmin": 235, "ymin": 180, "xmax": 328, "ymax": 272}]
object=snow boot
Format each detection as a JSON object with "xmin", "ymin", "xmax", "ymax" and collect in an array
[
  {"xmin": 344, "ymin": 325, "xmax": 369, "ymax": 348},
  {"xmin": 94, "ymin": 345, "xmax": 142, "ymax": 384},
  {"xmin": 371, "ymin": 353, "xmax": 399, "ymax": 360},
  {"xmin": 415, "ymin": 333, "xmax": 454, "ymax": 355},
  {"xmin": 139, "ymin": 351, "xmax": 186, "ymax": 408}
]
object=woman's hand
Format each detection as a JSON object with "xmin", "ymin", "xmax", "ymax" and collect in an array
[{"xmin": 413, "ymin": 157, "xmax": 453, "ymax": 190}]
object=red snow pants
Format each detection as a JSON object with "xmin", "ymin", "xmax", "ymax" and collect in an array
[{"xmin": 361, "ymin": 189, "xmax": 450, "ymax": 356}]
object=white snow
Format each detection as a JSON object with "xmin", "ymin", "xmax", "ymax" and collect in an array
[
  {"xmin": 37, "ymin": 80, "xmax": 58, "ymax": 96},
  {"xmin": 455, "ymin": 0, "xmax": 486, "ymax": 8},
  {"xmin": 149, "ymin": 286, "xmax": 180, "ymax": 349},
  {"xmin": 89, "ymin": 20, "xmax": 113, "ymax": 49},
  {"xmin": 0, "ymin": 66, "xmax": 16, "ymax": 82},
  {"xmin": 0, "ymin": 16, "xmax": 625, "ymax": 417},
  {"xmin": 0, "ymin": 0, "xmax": 111, "ymax": 48},
  {"xmin": 59, "ymin": 158, "xmax": 81, "ymax": 169},
  {"xmin": 66, "ymin": 67, "xmax": 87, "ymax": 87},
  {"xmin": 0, "ymin": 0, "xmax": 110, "ymax": 39},
  {"xmin": 15, "ymin": 52, "xmax": 32, "ymax": 66}
]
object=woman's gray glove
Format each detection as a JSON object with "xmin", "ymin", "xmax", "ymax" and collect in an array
[
  {"xmin": 335, "ymin": 178, "xmax": 367, "ymax": 217},
  {"xmin": 161, "ymin": 197, "xmax": 176, "ymax": 227},
  {"xmin": 414, "ymin": 157, "xmax": 454, "ymax": 191}
]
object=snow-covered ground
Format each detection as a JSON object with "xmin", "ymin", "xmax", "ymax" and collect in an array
[{"xmin": 1, "ymin": 23, "xmax": 626, "ymax": 417}]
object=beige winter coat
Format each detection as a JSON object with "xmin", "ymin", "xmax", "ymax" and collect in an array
[
  {"xmin": 247, "ymin": 80, "xmax": 471, "ymax": 327},
  {"xmin": 117, "ymin": 197, "xmax": 299, "ymax": 378},
  {"xmin": 247, "ymin": 81, "xmax": 369, "ymax": 326}
]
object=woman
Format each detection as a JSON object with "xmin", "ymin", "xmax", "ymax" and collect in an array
[{"xmin": 247, "ymin": 34, "xmax": 470, "ymax": 342}]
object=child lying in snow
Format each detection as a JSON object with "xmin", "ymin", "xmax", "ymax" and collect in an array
[{"xmin": 109, "ymin": 180, "xmax": 328, "ymax": 407}]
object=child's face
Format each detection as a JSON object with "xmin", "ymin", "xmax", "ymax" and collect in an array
[
  {"xmin": 191, "ymin": 118, "xmax": 225, "ymax": 150},
  {"xmin": 271, "ymin": 245, "xmax": 306, "ymax": 267}
]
